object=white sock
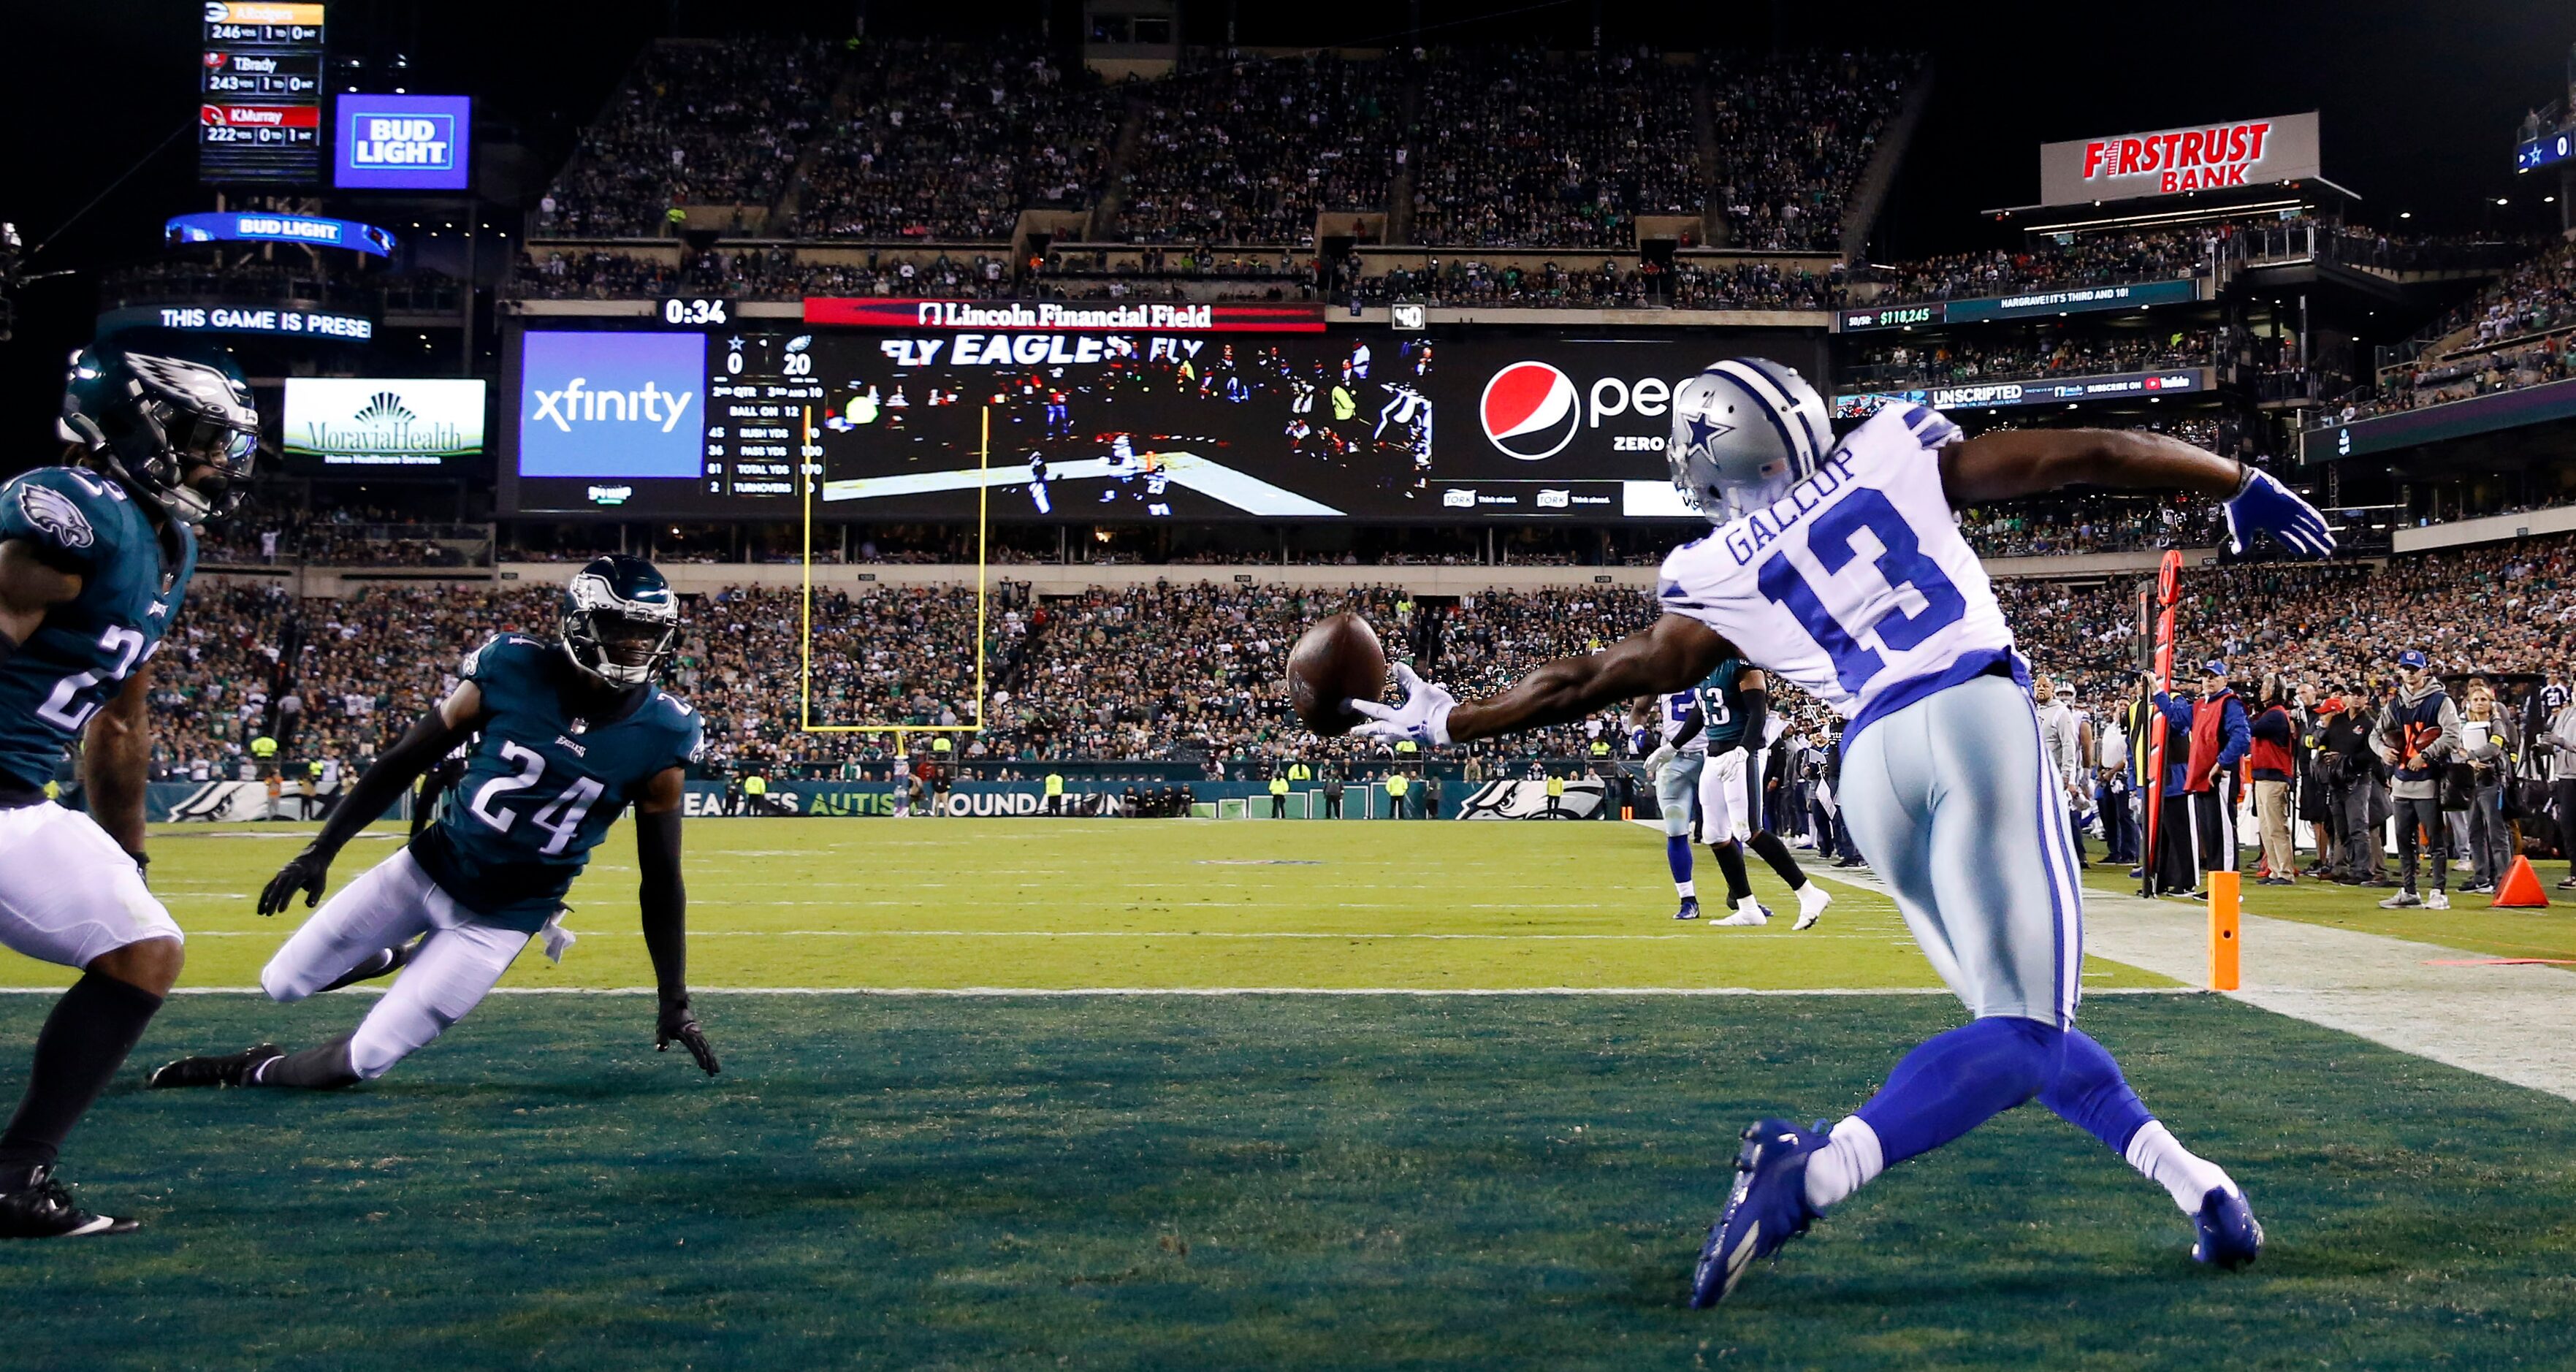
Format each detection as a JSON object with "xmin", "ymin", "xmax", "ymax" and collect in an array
[
  {"xmin": 1677, "ymin": 880, "xmax": 1696, "ymax": 899},
  {"xmin": 1802, "ymin": 1116, "xmax": 1884, "ymax": 1211},
  {"xmin": 2124, "ymin": 1120, "xmax": 2236, "ymax": 1213}
]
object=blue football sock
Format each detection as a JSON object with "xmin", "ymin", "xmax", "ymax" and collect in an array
[
  {"xmin": 1854, "ymin": 1016, "xmax": 2064, "ymax": 1166},
  {"xmin": 2037, "ymin": 1026, "xmax": 2154, "ymax": 1156},
  {"xmin": 1666, "ymin": 835, "xmax": 1693, "ymax": 886}
]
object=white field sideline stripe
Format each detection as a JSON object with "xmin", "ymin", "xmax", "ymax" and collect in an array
[
  {"xmin": 0, "ymin": 986, "xmax": 2203, "ymax": 997},
  {"xmin": 159, "ymin": 929, "xmax": 1896, "ymax": 941}
]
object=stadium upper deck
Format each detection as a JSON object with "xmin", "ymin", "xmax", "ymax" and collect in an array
[{"xmin": 531, "ymin": 38, "xmax": 1924, "ymax": 254}]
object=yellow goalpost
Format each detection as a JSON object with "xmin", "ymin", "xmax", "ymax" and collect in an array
[{"xmin": 797, "ymin": 403, "xmax": 989, "ymax": 736}]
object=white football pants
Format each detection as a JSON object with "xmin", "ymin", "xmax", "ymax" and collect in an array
[{"xmin": 261, "ymin": 847, "xmax": 530, "ymax": 1079}]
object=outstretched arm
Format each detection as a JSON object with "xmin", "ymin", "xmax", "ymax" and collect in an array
[
  {"xmin": 1939, "ymin": 427, "xmax": 2241, "ymax": 504},
  {"xmin": 1353, "ymin": 614, "xmax": 1736, "ymax": 747},
  {"xmin": 1940, "ymin": 427, "xmax": 2333, "ymax": 557},
  {"xmin": 257, "ymin": 681, "xmax": 483, "ymax": 915}
]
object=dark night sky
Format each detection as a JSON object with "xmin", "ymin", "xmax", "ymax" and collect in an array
[{"xmin": 1, "ymin": 0, "xmax": 2567, "ymax": 445}]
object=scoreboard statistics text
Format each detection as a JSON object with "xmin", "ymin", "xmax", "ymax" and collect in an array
[{"xmin": 199, "ymin": 2, "xmax": 327, "ymax": 186}]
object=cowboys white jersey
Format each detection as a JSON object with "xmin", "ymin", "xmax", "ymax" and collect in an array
[
  {"xmin": 1656, "ymin": 403, "xmax": 2018, "ymax": 747},
  {"xmin": 1658, "ymin": 690, "xmax": 1710, "ymax": 755}
]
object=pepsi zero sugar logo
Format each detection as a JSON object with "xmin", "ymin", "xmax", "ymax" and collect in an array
[
  {"xmin": 1476, "ymin": 359, "xmax": 1708, "ymax": 461},
  {"xmin": 517, "ymin": 332, "xmax": 703, "ymax": 480},
  {"xmin": 1481, "ymin": 362, "xmax": 1579, "ymax": 460}
]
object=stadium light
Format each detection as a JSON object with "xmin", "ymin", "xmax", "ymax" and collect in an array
[
  {"xmin": 2399, "ymin": 211, "xmax": 2412, "ymax": 218},
  {"xmin": 2498, "ymin": 198, "xmax": 2510, "ymax": 205}
]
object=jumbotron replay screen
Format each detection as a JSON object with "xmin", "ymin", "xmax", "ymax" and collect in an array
[{"xmin": 503, "ymin": 311, "xmax": 1820, "ymax": 522}]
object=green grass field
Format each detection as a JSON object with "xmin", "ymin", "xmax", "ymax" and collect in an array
[{"xmin": 1, "ymin": 819, "xmax": 2572, "ymax": 1368}]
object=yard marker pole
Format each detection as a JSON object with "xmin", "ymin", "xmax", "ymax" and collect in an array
[{"xmin": 2208, "ymin": 870, "xmax": 2240, "ymax": 991}]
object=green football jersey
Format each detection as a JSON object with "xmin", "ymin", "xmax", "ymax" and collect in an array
[
  {"xmin": 1697, "ymin": 658, "xmax": 1754, "ymax": 750},
  {"xmin": 408, "ymin": 634, "xmax": 702, "ymax": 932},
  {"xmin": 0, "ymin": 467, "xmax": 195, "ymax": 791}
]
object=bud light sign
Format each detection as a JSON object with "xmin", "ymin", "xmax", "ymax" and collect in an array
[
  {"xmin": 517, "ymin": 332, "xmax": 704, "ymax": 479},
  {"xmin": 335, "ymin": 94, "xmax": 470, "ymax": 189}
]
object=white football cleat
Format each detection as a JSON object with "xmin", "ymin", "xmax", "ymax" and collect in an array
[
  {"xmin": 1792, "ymin": 882, "xmax": 1831, "ymax": 931},
  {"xmin": 2424, "ymin": 890, "xmax": 2451, "ymax": 911},
  {"xmin": 1713, "ymin": 899, "xmax": 1770, "ymax": 927}
]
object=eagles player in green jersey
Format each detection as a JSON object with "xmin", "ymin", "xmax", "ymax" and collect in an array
[
  {"xmin": 148, "ymin": 556, "xmax": 718, "ymax": 1092},
  {"xmin": 1696, "ymin": 657, "xmax": 1831, "ymax": 930},
  {"xmin": 0, "ymin": 346, "xmax": 256, "ymax": 1236}
]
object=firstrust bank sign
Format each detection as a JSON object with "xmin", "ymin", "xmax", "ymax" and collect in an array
[{"xmin": 2039, "ymin": 112, "xmax": 2320, "ymax": 207}]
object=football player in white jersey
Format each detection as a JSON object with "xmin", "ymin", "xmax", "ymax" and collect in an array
[
  {"xmin": 1347, "ymin": 357, "xmax": 2333, "ymax": 1306},
  {"xmin": 1640, "ymin": 687, "xmax": 1712, "ymax": 919}
]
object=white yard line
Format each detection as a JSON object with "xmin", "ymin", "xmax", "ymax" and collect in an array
[
  {"xmin": 1794, "ymin": 841, "xmax": 2576, "ymax": 1102},
  {"xmin": 0, "ymin": 986, "xmax": 2198, "ymax": 998}
]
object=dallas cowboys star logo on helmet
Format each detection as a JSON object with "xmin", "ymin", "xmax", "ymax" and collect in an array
[{"xmin": 1682, "ymin": 411, "xmax": 1735, "ymax": 455}]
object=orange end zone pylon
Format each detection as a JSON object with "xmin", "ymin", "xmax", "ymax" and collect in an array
[{"xmin": 2493, "ymin": 856, "xmax": 2550, "ymax": 909}]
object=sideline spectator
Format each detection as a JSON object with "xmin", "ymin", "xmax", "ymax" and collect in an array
[
  {"xmin": 2372, "ymin": 650, "xmax": 2462, "ymax": 910},
  {"xmin": 2247, "ymin": 674, "xmax": 2296, "ymax": 884}
]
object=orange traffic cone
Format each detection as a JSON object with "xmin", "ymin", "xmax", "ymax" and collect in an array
[{"xmin": 2493, "ymin": 855, "xmax": 2550, "ymax": 909}]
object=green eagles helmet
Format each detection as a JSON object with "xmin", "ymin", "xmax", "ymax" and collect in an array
[
  {"xmin": 562, "ymin": 554, "xmax": 680, "ymax": 687},
  {"xmin": 57, "ymin": 343, "xmax": 260, "ymax": 526}
]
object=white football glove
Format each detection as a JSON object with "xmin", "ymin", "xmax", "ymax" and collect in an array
[
  {"xmin": 1645, "ymin": 743, "xmax": 1676, "ymax": 781},
  {"xmin": 1348, "ymin": 661, "xmax": 1456, "ymax": 747}
]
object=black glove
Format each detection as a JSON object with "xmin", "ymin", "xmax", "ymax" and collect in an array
[
  {"xmin": 259, "ymin": 845, "xmax": 333, "ymax": 917},
  {"xmin": 656, "ymin": 994, "xmax": 720, "ymax": 1075}
]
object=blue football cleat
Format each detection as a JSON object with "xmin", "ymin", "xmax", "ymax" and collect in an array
[
  {"xmin": 1675, "ymin": 896, "xmax": 1702, "ymax": 921},
  {"xmin": 2191, "ymin": 1186, "xmax": 2263, "ymax": 1269},
  {"xmin": 1690, "ymin": 1118, "xmax": 1828, "ymax": 1308}
]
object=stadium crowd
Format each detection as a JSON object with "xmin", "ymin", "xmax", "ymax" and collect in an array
[
  {"xmin": 524, "ymin": 39, "xmax": 1909, "ymax": 254},
  {"xmin": 1857, "ymin": 224, "xmax": 2221, "ymax": 305},
  {"xmin": 1114, "ymin": 53, "xmax": 1404, "ymax": 245},
  {"xmin": 1349, "ymin": 255, "xmax": 1842, "ymax": 310},
  {"xmin": 1845, "ymin": 328, "xmax": 2217, "ymax": 388},
  {"xmin": 538, "ymin": 37, "xmax": 837, "ymax": 237},
  {"xmin": 137, "ymin": 581, "xmax": 1667, "ymax": 784},
  {"xmin": 1407, "ymin": 47, "xmax": 1701, "ymax": 250},
  {"xmin": 2326, "ymin": 241, "xmax": 2576, "ymax": 424},
  {"xmin": 1704, "ymin": 50, "xmax": 1917, "ymax": 251},
  {"xmin": 799, "ymin": 38, "xmax": 1115, "ymax": 241}
]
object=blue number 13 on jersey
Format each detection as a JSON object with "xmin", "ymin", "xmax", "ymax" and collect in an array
[{"xmin": 1755, "ymin": 487, "xmax": 1966, "ymax": 693}]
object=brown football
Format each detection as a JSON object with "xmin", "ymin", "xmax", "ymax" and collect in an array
[{"xmin": 1287, "ymin": 611, "xmax": 1390, "ymax": 735}]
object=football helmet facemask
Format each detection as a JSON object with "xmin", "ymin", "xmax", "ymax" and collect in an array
[
  {"xmin": 58, "ymin": 346, "xmax": 260, "ymax": 527},
  {"xmin": 562, "ymin": 554, "xmax": 680, "ymax": 687}
]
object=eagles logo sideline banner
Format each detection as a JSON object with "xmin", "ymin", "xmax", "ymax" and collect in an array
[{"xmin": 1454, "ymin": 778, "xmax": 1608, "ymax": 820}]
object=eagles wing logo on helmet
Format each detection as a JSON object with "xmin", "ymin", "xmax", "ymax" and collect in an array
[{"xmin": 19, "ymin": 483, "xmax": 96, "ymax": 550}]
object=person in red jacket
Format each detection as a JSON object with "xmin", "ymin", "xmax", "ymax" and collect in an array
[
  {"xmin": 2153, "ymin": 660, "xmax": 2252, "ymax": 894},
  {"xmin": 2247, "ymin": 674, "xmax": 2298, "ymax": 885}
]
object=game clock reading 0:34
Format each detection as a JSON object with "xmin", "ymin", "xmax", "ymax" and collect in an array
[{"xmin": 660, "ymin": 298, "xmax": 732, "ymax": 327}]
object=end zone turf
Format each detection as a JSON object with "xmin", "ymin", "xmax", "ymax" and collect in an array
[{"xmin": 4, "ymin": 993, "xmax": 2574, "ymax": 1368}]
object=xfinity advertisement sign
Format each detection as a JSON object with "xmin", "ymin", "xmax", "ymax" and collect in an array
[
  {"xmin": 335, "ymin": 94, "xmax": 470, "ymax": 189},
  {"xmin": 517, "ymin": 332, "xmax": 702, "ymax": 479}
]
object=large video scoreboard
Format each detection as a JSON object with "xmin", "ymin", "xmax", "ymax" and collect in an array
[
  {"xmin": 501, "ymin": 302, "xmax": 1822, "ymax": 522},
  {"xmin": 199, "ymin": 2, "xmax": 327, "ymax": 185}
]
